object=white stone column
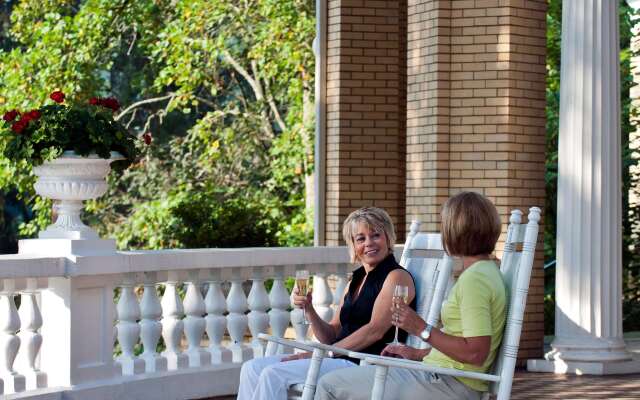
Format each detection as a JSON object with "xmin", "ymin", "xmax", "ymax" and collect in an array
[{"xmin": 528, "ymin": 0, "xmax": 640, "ymax": 374}]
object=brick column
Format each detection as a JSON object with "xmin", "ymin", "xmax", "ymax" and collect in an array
[
  {"xmin": 324, "ymin": 0, "xmax": 407, "ymax": 245},
  {"xmin": 405, "ymin": 0, "xmax": 547, "ymax": 363}
]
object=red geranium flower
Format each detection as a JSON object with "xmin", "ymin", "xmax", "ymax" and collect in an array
[
  {"xmin": 27, "ymin": 110, "xmax": 41, "ymax": 120},
  {"xmin": 102, "ymin": 97, "xmax": 120, "ymax": 111},
  {"xmin": 142, "ymin": 132, "xmax": 152, "ymax": 145},
  {"xmin": 3, "ymin": 110, "xmax": 19, "ymax": 122},
  {"xmin": 11, "ymin": 119, "xmax": 27, "ymax": 134},
  {"xmin": 88, "ymin": 97, "xmax": 99, "ymax": 105},
  {"xmin": 50, "ymin": 90, "xmax": 65, "ymax": 103}
]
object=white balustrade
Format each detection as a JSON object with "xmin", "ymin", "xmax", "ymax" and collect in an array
[
  {"xmin": 0, "ymin": 279, "xmax": 25, "ymax": 394},
  {"xmin": 247, "ymin": 268, "xmax": 270, "ymax": 358},
  {"xmin": 0, "ymin": 245, "xmax": 355, "ymax": 399},
  {"xmin": 183, "ymin": 270, "xmax": 211, "ymax": 367},
  {"xmin": 16, "ymin": 278, "xmax": 46, "ymax": 390},
  {"xmin": 205, "ymin": 269, "xmax": 230, "ymax": 363},
  {"xmin": 139, "ymin": 272, "xmax": 167, "ymax": 373},
  {"xmin": 161, "ymin": 273, "xmax": 188, "ymax": 370},
  {"xmin": 312, "ymin": 270, "xmax": 334, "ymax": 322},
  {"xmin": 267, "ymin": 266, "xmax": 291, "ymax": 356},
  {"xmin": 116, "ymin": 273, "xmax": 144, "ymax": 375},
  {"xmin": 333, "ymin": 264, "xmax": 349, "ymax": 312},
  {"xmin": 226, "ymin": 272, "xmax": 249, "ymax": 363}
]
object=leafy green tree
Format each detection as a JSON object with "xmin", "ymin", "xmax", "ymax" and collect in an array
[{"xmin": 0, "ymin": 0, "xmax": 315, "ymax": 250}]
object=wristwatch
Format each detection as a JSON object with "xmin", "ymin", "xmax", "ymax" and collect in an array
[{"xmin": 419, "ymin": 324, "xmax": 433, "ymax": 342}]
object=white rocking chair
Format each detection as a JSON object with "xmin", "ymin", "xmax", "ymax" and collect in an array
[
  {"xmin": 363, "ymin": 207, "xmax": 541, "ymax": 400},
  {"xmin": 258, "ymin": 220, "xmax": 454, "ymax": 400}
]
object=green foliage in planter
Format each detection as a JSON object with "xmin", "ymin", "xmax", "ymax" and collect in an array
[{"xmin": 2, "ymin": 102, "xmax": 139, "ymax": 165}]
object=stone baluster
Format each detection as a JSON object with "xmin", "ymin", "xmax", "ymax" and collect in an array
[
  {"xmin": 116, "ymin": 273, "xmax": 144, "ymax": 375},
  {"xmin": 267, "ymin": 266, "xmax": 291, "ymax": 356},
  {"xmin": 0, "ymin": 279, "xmax": 25, "ymax": 393},
  {"xmin": 247, "ymin": 268, "xmax": 270, "ymax": 358},
  {"xmin": 205, "ymin": 269, "xmax": 230, "ymax": 364},
  {"xmin": 139, "ymin": 272, "xmax": 167, "ymax": 373},
  {"xmin": 226, "ymin": 271, "xmax": 249, "ymax": 362},
  {"xmin": 183, "ymin": 270, "xmax": 211, "ymax": 367},
  {"xmin": 312, "ymin": 270, "xmax": 334, "ymax": 323},
  {"xmin": 332, "ymin": 264, "xmax": 349, "ymax": 312},
  {"xmin": 161, "ymin": 272, "xmax": 188, "ymax": 370},
  {"xmin": 16, "ymin": 278, "xmax": 46, "ymax": 390}
]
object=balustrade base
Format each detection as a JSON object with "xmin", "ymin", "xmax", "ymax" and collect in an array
[
  {"xmin": 209, "ymin": 346, "xmax": 233, "ymax": 364},
  {"xmin": 24, "ymin": 370, "xmax": 47, "ymax": 390},
  {"xmin": 116, "ymin": 357, "xmax": 145, "ymax": 375},
  {"xmin": 141, "ymin": 355, "xmax": 168, "ymax": 373},
  {"xmin": 2, "ymin": 372, "xmax": 26, "ymax": 394},
  {"xmin": 186, "ymin": 349, "xmax": 212, "ymax": 367},
  {"xmin": 163, "ymin": 352, "xmax": 189, "ymax": 370}
]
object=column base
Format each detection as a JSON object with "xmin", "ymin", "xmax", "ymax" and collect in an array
[{"xmin": 527, "ymin": 358, "xmax": 640, "ymax": 375}]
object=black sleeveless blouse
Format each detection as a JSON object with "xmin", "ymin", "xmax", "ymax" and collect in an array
[{"xmin": 335, "ymin": 253, "xmax": 417, "ymax": 358}]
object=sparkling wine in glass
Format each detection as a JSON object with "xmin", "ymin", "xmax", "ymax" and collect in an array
[
  {"xmin": 295, "ymin": 270, "xmax": 311, "ymax": 325},
  {"xmin": 389, "ymin": 285, "xmax": 409, "ymax": 344}
]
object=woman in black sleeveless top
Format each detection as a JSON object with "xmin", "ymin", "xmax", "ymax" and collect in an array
[{"xmin": 237, "ymin": 207, "xmax": 417, "ymax": 400}]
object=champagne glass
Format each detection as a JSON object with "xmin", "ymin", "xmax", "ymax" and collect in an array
[
  {"xmin": 389, "ymin": 285, "xmax": 409, "ymax": 344},
  {"xmin": 295, "ymin": 270, "xmax": 311, "ymax": 325}
]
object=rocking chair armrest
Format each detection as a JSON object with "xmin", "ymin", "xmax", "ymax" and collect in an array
[
  {"xmin": 257, "ymin": 333, "xmax": 316, "ymax": 353},
  {"xmin": 301, "ymin": 340, "xmax": 352, "ymax": 357},
  {"xmin": 363, "ymin": 356, "xmax": 501, "ymax": 383}
]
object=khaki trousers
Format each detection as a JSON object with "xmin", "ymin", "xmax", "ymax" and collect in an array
[{"xmin": 314, "ymin": 365, "xmax": 482, "ymax": 400}]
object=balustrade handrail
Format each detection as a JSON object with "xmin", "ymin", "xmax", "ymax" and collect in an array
[{"xmin": 0, "ymin": 245, "xmax": 365, "ymax": 279}]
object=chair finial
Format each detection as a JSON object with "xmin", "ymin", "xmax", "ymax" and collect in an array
[
  {"xmin": 509, "ymin": 209, "xmax": 523, "ymax": 224},
  {"xmin": 528, "ymin": 207, "xmax": 541, "ymax": 223},
  {"xmin": 409, "ymin": 220, "xmax": 420, "ymax": 236}
]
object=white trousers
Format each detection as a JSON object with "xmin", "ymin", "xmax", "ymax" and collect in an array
[
  {"xmin": 314, "ymin": 365, "xmax": 481, "ymax": 400},
  {"xmin": 237, "ymin": 354, "xmax": 356, "ymax": 400}
]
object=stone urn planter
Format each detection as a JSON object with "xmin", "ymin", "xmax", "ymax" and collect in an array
[{"xmin": 33, "ymin": 151, "xmax": 123, "ymax": 240}]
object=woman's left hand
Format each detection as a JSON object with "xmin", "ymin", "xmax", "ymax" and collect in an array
[
  {"xmin": 391, "ymin": 302, "xmax": 426, "ymax": 337},
  {"xmin": 280, "ymin": 352, "xmax": 312, "ymax": 362}
]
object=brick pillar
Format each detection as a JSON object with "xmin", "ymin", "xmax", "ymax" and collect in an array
[
  {"xmin": 324, "ymin": 0, "xmax": 407, "ymax": 245},
  {"xmin": 405, "ymin": 0, "xmax": 547, "ymax": 364}
]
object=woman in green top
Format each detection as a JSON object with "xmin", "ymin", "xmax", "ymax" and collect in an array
[{"xmin": 314, "ymin": 192, "xmax": 507, "ymax": 400}]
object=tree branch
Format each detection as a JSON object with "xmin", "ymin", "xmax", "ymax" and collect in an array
[
  {"xmin": 264, "ymin": 78, "xmax": 286, "ymax": 132},
  {"xmin": 115, "ymin": 93, "xmax": 176, "ymax": 122}
]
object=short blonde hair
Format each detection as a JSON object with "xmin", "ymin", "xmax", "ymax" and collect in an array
[
  {"xmin": 342, "ymin": 207, "xmax": 396, "ymax": 263},
  {"xmin": 441, "ymin": 192, "xmax": 501, "ymax": 257}
]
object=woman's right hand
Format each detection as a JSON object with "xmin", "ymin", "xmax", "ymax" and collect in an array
[
  {"xmin": 292, "ymin": 287, "xmax": 313, "ymax": 311},
  {"xmin": 380, "ymin": 344, "xmax": 425, "ymax": 361}
]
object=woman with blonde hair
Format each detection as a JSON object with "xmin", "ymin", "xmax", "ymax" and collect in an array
[
  {"xmin": 315, "ymin": 191, "xmax": 507, "ymax": 400},
  {"xmin": 237, "ymin": 207, "xmax": 416, "ymax": 400}
]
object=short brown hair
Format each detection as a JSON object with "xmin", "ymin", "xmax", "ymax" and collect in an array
[
  {"xmin": 342, "ymin": 207, "xmax": 396, "ymax": 263},
  {"xmin": 441, "ymin": 192, "xmax": 502, "ymax": 257}
]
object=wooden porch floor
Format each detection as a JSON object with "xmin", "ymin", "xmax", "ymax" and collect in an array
[
  {"xmin": 511, "ymin": 370, "xmax": 640, "ymax": 399},
  {"xmin": 205, "ymin": 370, "xmax": 640, "ymax": 399}
]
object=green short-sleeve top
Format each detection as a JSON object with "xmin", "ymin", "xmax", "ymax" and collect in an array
[{"xmin": 423, "ymin": 259, "xmax": 507, "ymax": 392}]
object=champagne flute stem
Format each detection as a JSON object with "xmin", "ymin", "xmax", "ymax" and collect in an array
[{"xmin": 393, "ymin": 326, "xmax": 399, "ymax": 344}]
